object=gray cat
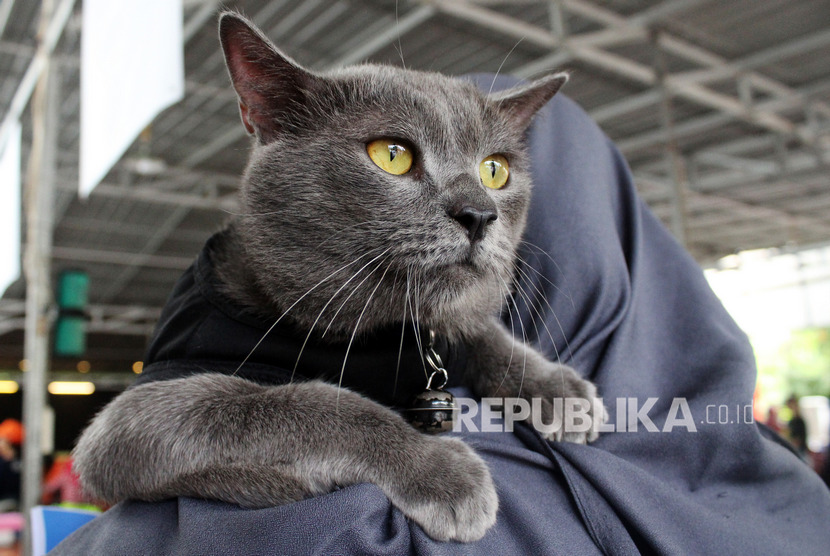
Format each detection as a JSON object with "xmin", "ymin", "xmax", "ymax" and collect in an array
[{"xmin": 73, "ymin": 12, "xmax": 603, "ymax": 543}]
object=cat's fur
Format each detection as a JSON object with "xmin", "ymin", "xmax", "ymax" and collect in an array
[{"xmin": 73, "ymin": 12, "xmax": 603, "ymax": 542}]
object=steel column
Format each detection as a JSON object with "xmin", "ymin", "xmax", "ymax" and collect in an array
[{"xmin": 21, "ymin": 2, "xmax": 62, "ymax": 550}]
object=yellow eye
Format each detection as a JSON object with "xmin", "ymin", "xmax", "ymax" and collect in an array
[
  {"xmin": 367, "ymin": 139, "xmax": 413, "ymax": 175},
  {"xmin": 479, "ymin": 154, "xmax": 509, "ymax": 189}
]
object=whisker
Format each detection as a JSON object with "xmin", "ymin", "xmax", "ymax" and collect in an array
[
  {"xmin": 499, "ymin": 279, "xmax": 517, "ymax": 370},
  {"xmin": 233, "ymin": 247, "xmax": 385, "ymax": 377},
  {"xmin": 513, "ymin": 262, "xmax": 560, "ymax": 353},
  {"xmin": 337, "ymin": 257, "xmax": 394, "ymax": 405},
  {"xmin": 407, "ymin": 267, "xmax": 428, "ymax": 379},
  {"xmin": 510, "ymin": 273, "xmax": 547, "ymax": 350},
  {"xmin": 499, "ymin": 277, "xmax": 528, "ymax": 398},
  {"xmin": 290, "ymin": 247, "xmax": 393, "ymax": 381},
  {"xmin": 322, "ymin": 251, "xmax": 393, "ymax": 338},
  {"xmin": 518, "ymin": 240, "xmax": 575, "ymax": 309},
  {"xmin": 514, "ymin": 257, "xmax": 574, "ymax": 364},
  {"xmin": 494, "ymin": 278, "xmax": 517, "ymax": 396},
  {"xmin": 489, "ymin": 37, "xmax": 525, "ymax": 96},
  {"xmin": 513, "ymin": 270, "xmax": 573, "ymax": 408},
  {"xmin": 394, "ymin": 0, "xmax": 406, "ymax": 68},
  {"xmin": 393, "ymin": 267, "xmax": 411, "ymax": 398},
  {"xmin": 511, "ymin": 266, "xmax": 567, "ymax": 401}
]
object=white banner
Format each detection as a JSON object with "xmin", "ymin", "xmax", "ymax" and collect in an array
[
  {"xmin": 0, "ymin": 120, "xmax": 21, "ymax": 295},
  {"xmin": 80, "ymin": 0, "xmax": 184, "ymax": 197}
]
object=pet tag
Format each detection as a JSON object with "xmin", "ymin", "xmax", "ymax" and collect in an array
[{"xmin": 404, "ymin": 331, "xmax": 457, "ymax": 433}]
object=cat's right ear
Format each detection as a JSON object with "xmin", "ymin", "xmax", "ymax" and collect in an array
[
  {"xmin": 489, "ymin": 72, "xmax": 569, "ymax": 131},
  {"xmin": 219, "ymin": 12, "xmax": 317, "ymax": 143}
]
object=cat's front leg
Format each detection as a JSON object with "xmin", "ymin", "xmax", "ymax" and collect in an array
[
  {"xmin": 465, "ymin": 318, "xmax": 606, "ymax": 443},
  {"xmin": 73, "ymin": 374, "xmax": 497, "ymax": 542}
]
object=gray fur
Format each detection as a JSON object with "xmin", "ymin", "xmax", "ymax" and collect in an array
[{"xmin": 73, "ymin": 12, "xmax": 603, "ymax": 542}]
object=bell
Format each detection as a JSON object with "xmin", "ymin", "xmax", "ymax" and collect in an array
[{"xmin": 405, "ymin": 388, "xmax": 456, "ymax": 434}]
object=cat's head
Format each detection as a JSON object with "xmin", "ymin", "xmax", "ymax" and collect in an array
[{"xmin": 218, "ymin": 12, "xmax": 566, "ymax": 340}]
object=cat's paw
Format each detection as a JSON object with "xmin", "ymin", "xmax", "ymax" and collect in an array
[
  {"xmin": 384, "ymin": 435, "xmax": 498, "ymax": 542},
  {"xmin": 526, "ymin": 363, "xmax": 607, "ymax": 444}
]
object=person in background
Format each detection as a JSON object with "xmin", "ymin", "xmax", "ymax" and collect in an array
[
  {"xmin": 0, "ymin": 419, "xmax": 23, "ymax": 512},
  {"xmin": 765, "ymin": 406, "xmax": 782, "ymax": 434},
  {"xmin": 41, "ymin": 454, "xmax": 101, "ymax": 511},
  {"xmin": 786, "ymin": 395, "xmax": 808, "ymax": 459}
]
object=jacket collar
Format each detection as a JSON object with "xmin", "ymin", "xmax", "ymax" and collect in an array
[{"xmin": 139, "ymin": 232, "xmax": 465, "ymax": 408}]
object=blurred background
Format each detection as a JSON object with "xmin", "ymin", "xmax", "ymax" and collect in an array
[{"xmin": 0, "ymin": 0, "xmax": 829, "ymax": 549}]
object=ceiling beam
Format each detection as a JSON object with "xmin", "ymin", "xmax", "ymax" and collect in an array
[
  {"xmin": 615, "ymin": 79, "xmax": 830, "ymax": 157},
  {"xmin": 49, "ymin": 246, "xmax": 194, "ymax": 270},
  {"xmin": 588, "ymin": 90, "xmax": 662, "ymax": 124},
  {"xmin": 183, "ymin": 0, "xmax": 221, "ymax": 43},
  {"xmin": 448, "ymin": 0, "xmax": 821, "ymax": 150},
  {"xmin": 637, "ymin": 176, "xmax": 830, "ymax": 244},
  {"xmin": 630, "ymin": 131, "xmax": 826, "ymax": 193},
  {"xmin": 56, "ymin": 181, "xmax": 238, "ymax": 211},
  {"xmin": 0, "ymin": 0, "xmax": 76, "ymax": 154},
  {"xmin": 99, "ymin": 205, "xmax": 193, "ymax": 302},
  {"xmin": 0, "ymin": 0, "xmax": 16, "ymax": 40},
  {"xmin": 671, "ymin": 28, "xmax": 830, "ymax": 87},
  {"xmin": 628, "ymin": 0, "xmax": 709, "ymax": 26},
  {"xmin": 616, "ymin": 111, "xmax": 732, "ymax": 154},
  {"xmin": 321, "ymin": 4, "xmax": 435, "ymax": 67},
  {"xmin": 0, "ymin": 300, "xmax": 163, "ymax": 337}
]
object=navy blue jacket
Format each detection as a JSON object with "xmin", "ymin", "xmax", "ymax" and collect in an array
[{"xmin": 54, "ymin": 78, "xmax": 830, "ymax": 555}]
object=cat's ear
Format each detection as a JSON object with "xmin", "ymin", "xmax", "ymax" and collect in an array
[
  {"xmin": 219, "ymin": 12, "xmax": 318, "ymax": 143},
  {"xmin": 490, "ymin": 72, "xmax": 568, "ymax": 130}
]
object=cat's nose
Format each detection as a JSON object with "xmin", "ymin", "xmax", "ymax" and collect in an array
[{"xmin": 451, "ymin": 206, "xmax": 498, "ymax": 243}]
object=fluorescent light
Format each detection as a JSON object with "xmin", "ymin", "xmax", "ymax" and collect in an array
[
  {"xmin": 48, "ymin": 381, "xmax": 95, "ymax": 395},
  {"xmin": 0, "ymin": 381, "xmax": 19, "ymax": 394}
]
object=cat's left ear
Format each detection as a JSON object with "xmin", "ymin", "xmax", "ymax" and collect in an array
[
  {"xmin": 219, "ymin": 12, "xmax": 319, "ymax": 143},
  {"xmin": 490, "ymin": 72, "xmax": 568, "ymax": 130}
]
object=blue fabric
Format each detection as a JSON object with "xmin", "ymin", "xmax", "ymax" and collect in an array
[
  {"xmin": 53, "ymin": 78, "xmax": 830, "ymax": 555},
  {"xmin": 31, "ymin": 506, "xmax": 98, "ymax": 555}
]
